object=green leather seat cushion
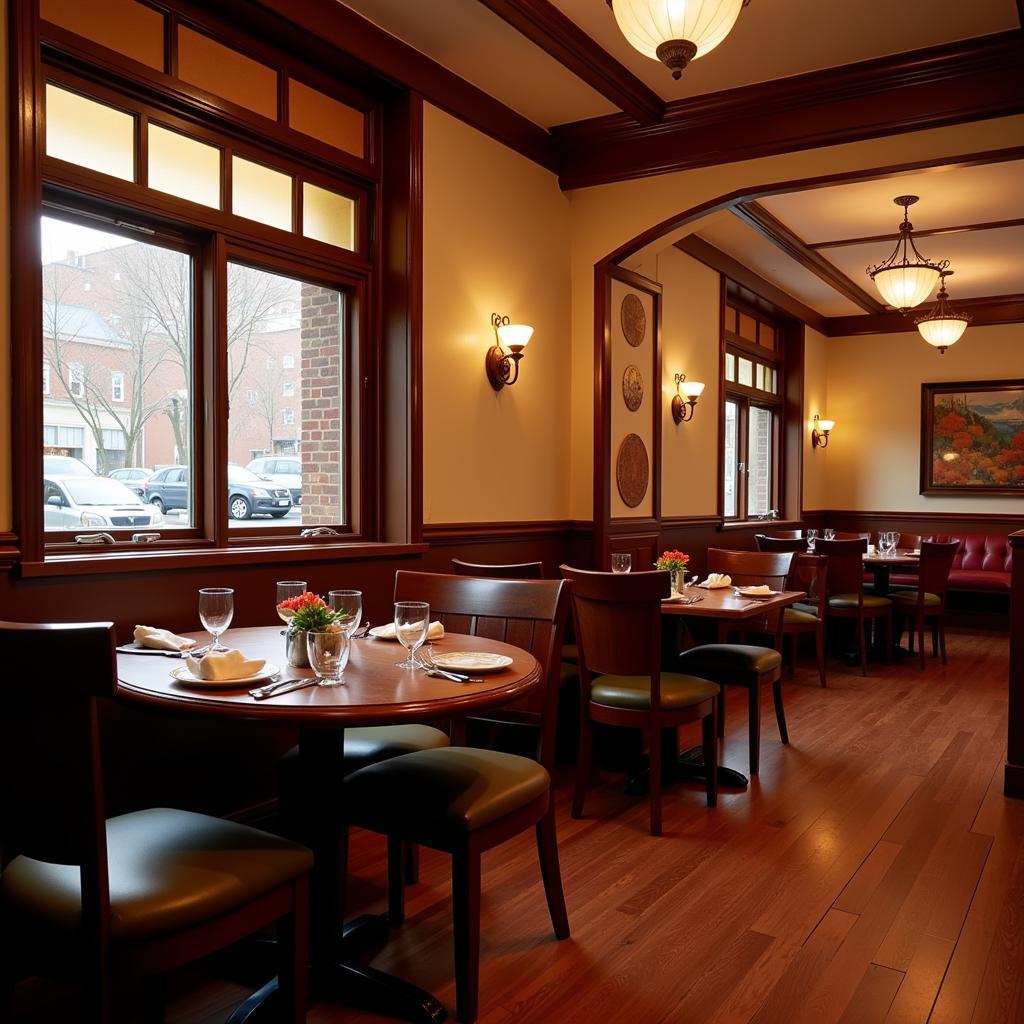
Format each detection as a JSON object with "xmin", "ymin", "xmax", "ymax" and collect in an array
[
  {"xmin": 344, "ymin": 747, "xmax": 550, "ymax": 841},
  {"xmin": 784, "ymin": 607, "xmax": 820, "ymax": 626},
  {"xmin": 590, "ymin": 672, "xmax": 719, "ymax": 711},
  {"xmin": 1, "ymin": 808, "xmax": 311, "ymax": 941},
  {"xmin": 888, "ymin": 590, "xmax": 942, "ymax": 607},
  {"xmin": 828, "ymin": 593, "xmax": 892, "ymax": 609},
  {"xmin": 677, "ymin": 644, "xmax": 782, "ymax": 680},
  {"xmin": 792, "ymin": 602, "xmax": 820, "ymax": 616},
  {"xmin": 279, "ymin": 724, "xmax": 450, "ymax": 780}
]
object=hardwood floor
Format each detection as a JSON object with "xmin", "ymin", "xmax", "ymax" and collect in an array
[{"xmin": 11, "ymin": 630, "xmax": 1022, "ymax": 1023}]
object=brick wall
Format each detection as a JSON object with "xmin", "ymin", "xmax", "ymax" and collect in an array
[{"xmin": 300, "ymin": 285, "xmax": 342, "ymax": 525}]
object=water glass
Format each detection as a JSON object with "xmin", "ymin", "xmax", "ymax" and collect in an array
[
  {"xmin": 806, "ymin": 529, "xmax": 818, "ymax": 552},
  {"xmin": 306, "ymin": 629, "xmax": 350, "ymax": 687},
  {"xmin": 394, "ymin": 601, "xmax": 430, "ymax": 669},
  {"xmin": 611, "ymin": 553, "xmax": 632, "ymax": 574},
  {"xmin": 823, "ymin": 528, "xmax": 835, "ymax": 541},
  {"xmin": 276, "ymin": 580, "xmax": 307, "ymax": 624},
  {"xmin": 329, "ymin": 590, "xmax": 363, "ymax": 638},
  {"xmin": 198, "ymin": 587, "xmax": 234, "ymax": 651}
]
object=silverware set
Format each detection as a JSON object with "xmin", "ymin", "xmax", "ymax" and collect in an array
[
  {"xmin": 417, "ymin": 645, "xmax": 483, "ymax": 683},
  {"xmin": 249, "ymin": 675, "xmax": 317, "ymax": 700}
]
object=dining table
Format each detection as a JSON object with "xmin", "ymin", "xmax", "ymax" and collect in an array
[
  {"xmin": 117, "ymin": 625, "xmax": 542, "ymax": 1024},
  {"xmin": 863, "ymin": 549, "xmax": 920, "ymax": 596}
]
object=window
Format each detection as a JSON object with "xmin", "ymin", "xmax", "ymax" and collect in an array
[
  {"xmin": 282, "ymin": 353, "xmax": 295, "ymax": 369},
  {"xmin": 111, "ymin": 371, "xmax": 125, "ymax": 402},
  {"xmin": 42, "ymin": 362, "xmax": 50, "ymax": 394},
  {"xmin": 281, "ymin": 407, "xmax": 295, "ymax": 426},
  {"xmin": 282, "ymin": 380, "xmax": 295, "ymax": 397},
  {"xmin": 247, "ymin": 389, "xmax": 258, "ymax": 405},
  {"xmin": 266, "ymin": 354, "xmax": 276, "ymax": 369},
  {"xmin": 721, "ymin": 298, "xmax": 785, "ymax": 521},
  {"xmin": 68, "ymin": 362, "xmax": 85, "ymax": 398}
]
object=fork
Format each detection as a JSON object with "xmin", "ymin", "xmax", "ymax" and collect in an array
[
  {"xmin": 351, "ymin": 621, "xmax": 372, "ymax": 639},
  {"xmin": 418, "ymin": 646, "xmax": 483, "ymax": 683}
]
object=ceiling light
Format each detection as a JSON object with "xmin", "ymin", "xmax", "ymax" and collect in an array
[
  {"xmin": 915, "ymin": 270, "xmax": 971, "ymax": 355},
  {"xmin": 607, "ymin": 0, "xmax": 749, "ymax": 80},
  {"xmin": 866, "ymin": 196, "xmax": 947, "ymax": 312}
]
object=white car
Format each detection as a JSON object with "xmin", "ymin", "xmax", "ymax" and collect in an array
[
  {"xmin": 43, "ymin": 475, "xmax": 165, "ymax": 530},
  {"xmin": 246, "ymin": 456, "xmax": 302, "ymax": 505}
]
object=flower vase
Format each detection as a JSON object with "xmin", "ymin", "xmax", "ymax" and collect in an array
[
  {"xmin": 285, "ymin": 629, "xmax": 310, "ymax": 668},
  {"xmin": 670, "ymin": 569, "xmax": 684, "ymax": 595}
]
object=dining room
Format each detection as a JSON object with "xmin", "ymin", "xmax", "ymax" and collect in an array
[{"xmin": 1, "ymin": 1, "xmax": 1024, "ymax": 1023}]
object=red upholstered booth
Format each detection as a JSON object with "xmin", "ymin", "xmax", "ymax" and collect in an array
[{"xmin": 887, "ymin": 534, "xmax": 1012, "ymax": 593}]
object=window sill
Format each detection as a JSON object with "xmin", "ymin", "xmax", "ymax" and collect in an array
[
  {"xmin": 718, "ymin": 519, "xmax": 803, "ymax": 532},
  {"xmin": 18, "ymin": 540, "xmax": 428, "ymax": 578}
]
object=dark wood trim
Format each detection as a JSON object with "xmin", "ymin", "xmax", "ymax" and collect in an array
[
  {"xmin": 825, "ymin": 293, "xmax": 1024, "ymax": 336},
  {"xmin": 473, "ymin": 0, "xmax": 663, "ymax": 124},
  {"xmin": 660, "ymin": 515, "xmax": 722, "ymax": 529},
  {"xmin": 676, "ymin": 237, "xmax": 827, "ymax": 332},
  {"xmin": 732, "ymin": 201, "xmax": 886, "ymax": 315},
  {"xmin": 819, "ymin": 509, "xmax": 1024, "ymax": 527},
  {"xmin": 0, "ymin": 533, "xmax": 20, "ymax": 571},
  {"xmin": 807, "ymin": 216, "xmax": 1024, "ymax": 250},
  {"xmin": 555, "ymin": 31, "xmax": 1024, "ymax": 189},
  {"xmin": 1010, "ymin": 530, "xmax": 1024, "ymax": 799},
  {"xmin": 422, "ymin": 520, "xmax": 573, "ymax": 542},
  {"xmin": 249, "ymin": 0, "xmax": 559, "ymax": 173}
]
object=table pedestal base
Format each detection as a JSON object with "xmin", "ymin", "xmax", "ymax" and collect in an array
[{"xmin": 625, "ymin": 740, "xmax": 748, "ymax": 794}]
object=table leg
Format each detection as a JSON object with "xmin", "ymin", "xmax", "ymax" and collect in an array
[{"xmin": 625, "ymin": 729, "xmax": 749, "ymax": 793}]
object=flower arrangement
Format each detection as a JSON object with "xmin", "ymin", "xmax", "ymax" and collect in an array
[
  {"xmin": 655, "ymin": 549, "xmax": 691, "ymax": 573},
  {"xmin": 276, "ymin": 592, "xmax": 342, "ymax": 634}
]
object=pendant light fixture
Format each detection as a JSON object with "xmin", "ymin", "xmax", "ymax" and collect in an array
[
  {"xmin": 915, "ymin": 270, "xmax": 971, "ymax": 355},
  {"xmin": 866, "ymin": 196, "xmax": 947, "ymax": 312},
  {"xmin": 607, "ymin": 0, "xmax": 749, "ymax": 79}
]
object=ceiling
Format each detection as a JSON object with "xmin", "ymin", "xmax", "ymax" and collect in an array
[{"xmin": 338, "ymin": 0, "xmax": 1021, "ymax": 128}]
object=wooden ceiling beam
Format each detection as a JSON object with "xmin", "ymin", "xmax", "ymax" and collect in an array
[
  {"xmin": 806, "ymin": 217, "xmax": 1024, "ymax": 250},
  {"xmin": 825, "ymin": 293, "xmax": 1024, "ymax": 336},
  {"xmin": 473, "ymin": 0, "xmax": 664, "ymax": 124}
]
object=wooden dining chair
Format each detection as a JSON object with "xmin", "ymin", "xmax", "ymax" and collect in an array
[
  {"xmin": 559, "ymin": 566, "xmax": 718, "ymax": 836},
  {"xmin": 835, "ymin": 531, "xmax": 872, "ymax": 541},
  {"xmin": 782, "ymin": 553, "xmax": 828, "ymax": 687},
  {"xmin": 675, "ymin": 548, "xmax": 791, "ymax": 776},
  {"xmin": 817, "ymin": 537, "xmax": 893, "ymax": 676},
  {"xmin": 341, "ymin": 572, "xmax": 571, "ymax": 1024},
  {"xmin": 451, "ymin": 558, "xmax": 544, "ymax": 579},
  {"xmin": 756, "ymin": 534, "xmax": 808, "ymax": 553},
  {"xmin": 766, "ymin": 529, "xmax": 803, "ymax": 539},
  {"xmin": 0, "ymin": 621, "xmax": 312, "ymax": 1024},
  {"xmin": 888, "ymin": 540, "xmax": 959, "ymax": 670}
]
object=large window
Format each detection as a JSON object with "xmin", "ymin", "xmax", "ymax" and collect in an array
[{"xmin": 722, "ymin": 299, "xmax": 784, "ymax": 521}]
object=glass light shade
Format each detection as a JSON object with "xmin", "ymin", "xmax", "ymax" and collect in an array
[
  {"xmin": 917, "ymin": 317, "xmax": 968, "ymax": 350},
  {"xmin": 611, "ymin": 0, "xmax": 744, "ymax": 63},
  {"xmin": 680, "ymin": 380, "xmax": 705, "ymax": 399},
  {"xmin": 816, "ymin": 419, "xmax": 835, "ymax": 433},
  {"xmin": 497, "ymin": 323, "xmax": 533, "ymax": 350},
  {"xmin": 871, "ymin": 263, "xmax": 940, "ymax": 311}
]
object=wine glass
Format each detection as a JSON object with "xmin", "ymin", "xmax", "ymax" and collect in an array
[
  {"xmin": 306, "ymin": 629, "xmax": 350, "ymax": 687},
  {"xmin": 611, "ymin": 553, "xmax": 632, "ymax": 573},
  {"xmin": 394, "ymin": 601, "xmax": 430, "ymax": 669},
  {"xmin": 329, "ymin": 590, "xmax": 363, "ymax": 639},
  {"xmin": 276, "ymin": 581, "xmax": 307, "ymax": 624},
  {"xmin": 806, "ymin": 529, "xmax": 818, "ymax": 552},
  {"xmin": 198, "ymin": 588, "xmax": 234, "ymax": 651},
  {"xmin": 823, "ymin": 528, "xmax": 836, "ymax": 541}
]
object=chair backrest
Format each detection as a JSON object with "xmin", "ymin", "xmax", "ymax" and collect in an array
[
  {"xmin": 393, "ymin": 572, "xmax": 569, "ymax": 770},
  {"xmin": 834, "ymin": 531, "xmax": 871, "ymax": 541},
  {"xmin": 0, "ymin": 622, "xmax": 117, "ymax": 948},
  {"xmin": 707, "ymin": 548, "xmax": 794, "ymax": 588},
  {"xmin": 451, "ymin": 559, "xmax": 544, "ymax": 579},
  {"xmin": 767, "ymin": 529, "xmax": 803, "ymax": 539},
  {"xmin": 788, "ymin": 553, "xmax": 827, "ymax": 616},
  {"xmin": 816, "ymin": 537, "xmax": 868, "ymax": 595},
  {"xmin": 917, "ymin": 540, "xmax": 960, "ymax": 600},
  {"xmin": 897, "ymin": 533, "xmax": 921, "ymax": 550},
  {"xmin": 756, "ymin": 534, "xmax": 807, "ymax": 553}
]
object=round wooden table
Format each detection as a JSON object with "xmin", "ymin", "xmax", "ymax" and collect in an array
[{"xmin": 117, "ymin": 626, "xmax": 542, "ymax": 1024}]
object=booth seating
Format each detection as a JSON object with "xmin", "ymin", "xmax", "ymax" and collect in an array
[{"xmin": 885, "ymin": 534, "xmax": 1012, "ymax": 594}]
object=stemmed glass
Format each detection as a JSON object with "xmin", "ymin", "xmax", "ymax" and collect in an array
[
  {"xmin": 306, "ymin": 630, "xmax": 350, "ymax": 687},
  {"xmin": 329, "ymin": 590, "xmax": 363, "ymax": 639},
  {"xmin": 394, "ymin": 601, "xmax": 429, "ymax": 669},
  {"xmin": 198, "ymin": 587, "xmax": 234, "ymax": 651},
  {"xmin": 611, "ymin": 553, "xmax": 632, "ymax": 573},
  {"xmin": 276, "ymin": 581, "xmax": 307, "ymax": 623},
  {"xmin": 806, "ymin": 529, "xmax": 818, "ymax": 552}
]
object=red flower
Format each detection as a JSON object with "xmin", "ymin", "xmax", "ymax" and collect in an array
[{"xmin": 276, "ymin": 592, "xmax": 327, "ymax": 615}]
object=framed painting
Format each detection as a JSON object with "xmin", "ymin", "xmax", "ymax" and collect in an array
[{"xmin": 921, "ymin": 379, "xmax": 1024, "ymax": 495}]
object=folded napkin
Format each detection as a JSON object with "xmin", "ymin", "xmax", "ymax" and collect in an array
[
  {"xmin": 370, "ymin": 620, "xmax": 445, "ymax": 641},
  {"xmin": 186, "ymin": 649, "xmax": 265, "ymax": 681},
  {"xmin": 737, "ymin": 585, "xmax": 772, "ymax": 595},
  {"xmin": 134, "ymin": 625, "xmax": 197, "ymax": 652},
  {"xmin": 698, "ymin": 573, "xmax": 732, "ymax": 589}
]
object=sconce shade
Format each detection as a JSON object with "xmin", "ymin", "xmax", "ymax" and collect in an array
[
  {"xmin": 496, "ymin": 323, "xmax": 534, "ymax": 350},
  {"xmin": 816, "ymin": 418, "xmax": 835, "ymax": 433},
  {"xmin": 680, "ymin": 380, "xmax": 706, "ymax": 400}
]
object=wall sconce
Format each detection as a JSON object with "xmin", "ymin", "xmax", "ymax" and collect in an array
[
  {"xmin": 811, "ymin": 414, "xmax": 834, "ymax": 449},
  {"xmin": 671, "ymin": 372, "xmax": 705, "ymax": 424},
  {"xmin": 486, "ymin": 313, "xmax": 534, "ymax": 390}
]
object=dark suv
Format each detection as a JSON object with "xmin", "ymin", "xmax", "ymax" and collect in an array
[{"xmin": 142, "ymin": 465, "xmax": 293, "ymax": 519}]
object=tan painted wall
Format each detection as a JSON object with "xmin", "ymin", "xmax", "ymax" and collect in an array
[
  {"xmin": 802, "ymin": 326, "xmax": 830, "ymax": 512},
  {"xmin": 566, "ymin": 115, "xmax": 1024, "ymax": 520},
  {"xmin": 824, "ymin": 323, "xmax": 1024, "ymax": 514},
  {"xmin": 421, "ymin": 103, "xmax": 571, "ymax": 524}
]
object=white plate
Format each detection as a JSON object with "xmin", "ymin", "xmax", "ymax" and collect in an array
[
  {"xmin": 171, "ymin": 661, "xmax": 280, "ymax": 688},
  {"xmin": 368, "ymin": 623, "xmax": 445, "ymax": 641},
  {"xmin": 429, "ymin": 652, "xmax": 512, "ymax": 674},
  {"xmin": 734, "ymin": 588, "xmax": 779, "ymax": 599}
]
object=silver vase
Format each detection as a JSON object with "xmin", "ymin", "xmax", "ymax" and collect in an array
[{"xmin": 285, "ymin": 629, "xmax": 310, "ymax": 668}]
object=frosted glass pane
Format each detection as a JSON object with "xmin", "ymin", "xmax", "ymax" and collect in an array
[
  {"xmin": 232, "ymin": 156, "xmax": 292, "ymax": 232},
  {"xmin": 303, "ymin": 183, "xmax": 355, "ymax": 250},
  {"xmin": 42, "ymin": 0, "xmax": 164, "ymax": 71},
  {"xmin": 148, "ymin": 124, "xmax": 220, "ymax": 209},
  {"xmin": 178, "ymin": 26, "xmax": 277, "ymax": 119},
  {"xmin": 724, "ymin": 352, "xmax": 735, "ymax": 382},
  {"xmin": 738, "ymin": 357, "xmax": 753, "ymax": 387},
  {"xmin": 46, "ymin": 84, "xmax": 135, "ymax": 181}
]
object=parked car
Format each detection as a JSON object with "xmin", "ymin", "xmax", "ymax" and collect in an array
[
  {"xmin": 109, "ymin": 466, "xmax": 153, "ymax": 497},
  {"xmin": 245, "ymin": 456, "xmax": 302, "ymax": 505},
  {"xmin": 228, "ymin": 464, "xmax": 293, "ymax": 520},
  {"xmin": 43, "ymin": 475, "xmax": 164, "ymax": 530},
  {"xmin": 142, "ymin": 465, "xmax": 189, "ymax": 514},
  {"xmin": 43, "ymin": 455, "xmax": 96, "ymax": 477}
]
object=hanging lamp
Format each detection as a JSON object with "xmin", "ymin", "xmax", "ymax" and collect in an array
[
  {"xmin": 915, "ymin": 270, "xmax": 971, "ymax": 355},
  {"xmin": 866, "ymin": 196, "xmax": 947, "ymax": 312},
  {"xmin": 607, "ymin": 0, "xmax": 749, "ymax": 79}
]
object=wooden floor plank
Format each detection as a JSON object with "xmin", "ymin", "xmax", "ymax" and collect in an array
[{"xmin": 837, "ymin": 964, "xmax": 905, "ymax": 1024}]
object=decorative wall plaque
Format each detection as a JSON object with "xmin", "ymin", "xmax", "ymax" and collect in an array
[
  {"xmin": 616, "ymin": 433, "xmax": 649, "ymax": 508},
  {"xmin": 622, "ymin": 364, "xmax": 644, "ymax": 411},
  {"xmin": 620, "ymin": 293, "xmax": 646, "ymax": 348}
]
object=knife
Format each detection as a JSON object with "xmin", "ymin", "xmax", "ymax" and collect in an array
[{"xmin": 250, "ymin": 677, "xmax": 316, "ymax": 700}]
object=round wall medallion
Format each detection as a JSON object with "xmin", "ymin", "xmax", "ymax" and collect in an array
[
  {"xmin": 616, "ymin": 433, "xmax": 649, "ymax": 508},
  {"xmin": 620, "ymin": 293, "xmax": 646, "ymax": 348},
  {"xmin": 622, "ymin": 364, "xmax": 644, "ymax": 411}
]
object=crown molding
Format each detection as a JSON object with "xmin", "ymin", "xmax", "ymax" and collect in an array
[
  {"xmin": 824, "ymin": 293, "xmax": 1024, "ymax": 336},
  {"xmin": 806, "ymin": 216, "xmax": 1024, "ymax": 250}
]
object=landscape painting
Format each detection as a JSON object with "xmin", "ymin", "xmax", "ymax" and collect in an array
[{"xmin": 921, "ymin": 379, "xmax": 1024, "ymax": 495}]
